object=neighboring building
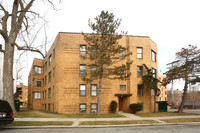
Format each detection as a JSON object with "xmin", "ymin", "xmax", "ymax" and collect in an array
[
  {"xmin": 16, "ymin": 83, "xmax": 28, "ymax": 107},
  {"xmin": 158, "ymin": 74, "xmax": 167, "ymax": 101},
  {"xmin": 28, "ymin": 59, "xmax": 43, "ymax": 110},
  {"xmin": 28, "ymin": 32, "xmax": 158, "ymax": 114}
]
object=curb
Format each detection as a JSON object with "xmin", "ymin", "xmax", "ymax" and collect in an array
[{"xmin": 1, "ymin": 122, "xmax": 200, "ymax": 129}]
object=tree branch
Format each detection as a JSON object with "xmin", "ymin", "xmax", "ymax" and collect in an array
[{"xmin": 14, "ymin": 43, "xmax": 45, "ymax": 58}]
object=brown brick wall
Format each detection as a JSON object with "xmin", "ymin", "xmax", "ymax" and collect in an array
[{"xmin": 29, "ymin": 32, "xmax": 158, "ymax": 114}]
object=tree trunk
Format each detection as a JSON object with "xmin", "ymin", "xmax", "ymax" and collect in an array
[
  {"xmin": 178, "ymin": 72, "xmax": 188, "ymax": 113},
  {"xmin": 97, "ymin": 75, "xmax": 102, "ymax": 116},
  {"xmin": 3, "ymin": 41, "xmax": 16, "ymax": 112}
]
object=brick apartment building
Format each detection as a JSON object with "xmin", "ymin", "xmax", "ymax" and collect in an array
[
  {"xmin": 158, "ymin": 75, "xmax": 167, "ymax": 101},
  {"xmin": 28, "ymin": 32, "xmax": 158, "ymax": 114},
  {"xmin": 16, "ymin": 83, "xmax": 28, "ymax": 107}
]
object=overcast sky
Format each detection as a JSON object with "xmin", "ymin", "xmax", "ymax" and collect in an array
[{"xmin": 13, "ymin": 0, "xmax": 200, "ymax": 89}]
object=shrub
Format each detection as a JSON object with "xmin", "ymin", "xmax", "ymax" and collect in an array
[
  {"xmin": 129, "ymin": 104, "xmax": 142, "ymax": 114},
  {"xmin": 110, "ymin": 101, "xmax": 117, "ymax": 113}
]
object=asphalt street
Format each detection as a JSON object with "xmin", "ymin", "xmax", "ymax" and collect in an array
[{"xmin": 1, "ymin": 124, "xmax": 200, "ymax": 133}]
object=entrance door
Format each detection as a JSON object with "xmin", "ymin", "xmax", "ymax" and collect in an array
[{"xmin": 119, "ymin": 97, "xmax": 123, "ymax": 111}]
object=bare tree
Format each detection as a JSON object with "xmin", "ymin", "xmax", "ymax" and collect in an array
[{"xmin": 0, "ymin": 0, "xmax": 61, "ymax": 111}]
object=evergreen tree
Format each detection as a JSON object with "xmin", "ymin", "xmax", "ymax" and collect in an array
[
  {"xmin": 165, "ymin": 45, "xmax": 200, "ymax": 113},
  {"xmin": 82, "ymin": 10, "xmax": 132, "ymax": 115},
  {"xmin": 142, "ymin": 64, "xmax": 160, "ymax": 113}
]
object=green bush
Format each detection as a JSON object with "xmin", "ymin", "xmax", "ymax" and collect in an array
[
  {"xmin": 110, "ymin": 101, "xmax": 117, "ymax": 113},
  {"xmin": 129, "ymin": 104, "xmax": 142, "ymax": 114}
]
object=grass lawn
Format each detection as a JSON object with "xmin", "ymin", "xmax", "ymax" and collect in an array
[
  {"xmin": 6, "ymin": 121, "xmax": 73, "ymax": 126},
  {"xmin": 161, "ymin": 118, "xmax": 200, "ymax": 123},
  {"xmin": 14, "ymin": 110, "xmax": 124, "ymax": 118},
  {"xmin": 79, "ymin": 120, "xmax": 159, "ymax": 125},
  {"xmin": 136, "ymin": 112, "xmax": 198, "ymax": 117}
]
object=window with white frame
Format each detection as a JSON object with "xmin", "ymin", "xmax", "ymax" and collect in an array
[
  {"xmin": 91, "ymin": 65, "xmax": 97, "ymax": 77},
  {"xmin": 80, "ymin": 45, "xmax": 86, "ymax": 56},
  {"xmin": 137, "ymin": 85, "xmax": 143, "ymax": 96},
  {"xmin": 80, "ymin": 65, "xmax": 86, "ymax": 76},
  {"xmin": 34, "ymin": 66, "xmax": 42, "ymax": 74},
  {"xmin": 49, "ymin": 55, "xmax": 52, "ymax": 66},
  {"xmin": 80, "ymin": 104, "xmax": 86, "ymax": 113},
  {"xmin": 48, "ymin": 71, "xmax": 51, "ymax": 82},
  {"xmin": 34, "ymin": 79, "xmax": 41, "ymax": 87},
  {"xmin": 137, "ymin": 47, "xmax": 143, "ymax": 58},
  {"xmin": 152, "ymin": 68, "xmax": 156, "ymax": 78},
  {"xmin": 91, "ymin": 84, "xmax": 97, "ymax": 96},
  {"xmin": 119, "ymin": 48, "xmax": 125, "ymax": 59},
  {"xmin": 48, "ymin": 88, "xmax": 51, "ymax": 98},
  {"xmin": 34, "ymin": 92, "xmax": 41, "ymax": 99},
  {"xmin": 91, "ymin": 46, "xmax": 97, "ymax": 57},
  {"xmin": 120, "ymin": 85, "xmax": 126, "ymax": 90},
  {"xmin": 80, "ymin": 85, "xmax": 86, "ymax": 96},
  {"xmin": 151, "ymin": 50, "xmax": 156, "ymax": 62},
  {"xmin": 137, "ymin": 66, "xmax": 143, "ymax": 77},
  {"xmin": 91, "ymin": 103, "xmax": 97, "ymax": 113}
]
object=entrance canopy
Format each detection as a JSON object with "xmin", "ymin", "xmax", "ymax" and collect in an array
[{"xmin": 115, "ymin": 93, "xmax": 132, "ymax": 97}]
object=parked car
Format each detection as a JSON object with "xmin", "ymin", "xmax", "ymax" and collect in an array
[{"xmin": 0, "ymin": 99, "xmax": 14, "ymax": 125}]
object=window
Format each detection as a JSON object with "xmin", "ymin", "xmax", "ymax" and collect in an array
[
  {"xmin": 53, "ymin": 67, "xmax": 55, "ymax": 78},
  {"xmin": 137, "ymin": 66, "xmax": 143, "ymax": 77},
  {"xmin": 45, "ymin": 62, "xmax": 47, "ymax": 72},
  {"xmin": 34, "ymin": 92, "xmax": 41, "ymax": 99},
  {"xmin": 48, "ymin": 88, "xmax": 51, "ymax": 98},
  {"xmin": 45, "ymin": 90, "xmax": 46, "ymax": 99},
  {"xmin": 91, "ymin": 84, "xmax": 97, "ymax": 96},
  {"xmin": 48, "ymin": 104, "xmax": 51, "ymax": 112},
  {"xmin": 80, "ymin": 45, "xmax": 86, "ymax": 56},
  {"xmin": 80, "ymin": 65, "xmax": 86, "ymax": 76},
  {"xmin": 91, "ymin": 46, "xmax": 97, "ymax": 57},
  {"xmin": 34, "ymin": 66, "xmax": 42, "ymax": 74},
  {"xmin": 49, "ymin": 55, "xmax": 52, "ymax": 66},
  {"xmin": 80, "ymin": 104, "xmax": 86, "ymax": 113},
  {"xmin": 80, "ymin": 85, "xmax": 86, "ymax": 96},
  {"xmin": 152, "ymin": 89, "xmax": 155, "ymax": 96},
  {"xmin": 91, "ymin": 103, "xmax": 97, "ymax": 113},
  {"xmin": 119, "ymin": 48, "xmax": 125, "ymax": 59},
  {"xmin": 48, "ymin": 71, "xmax": 51, "ymax": 82},
  {"xmin": 26, "ymin": 93, "xmax": 28, "ymax": 96},
  {"xmin": 120, "ymin": 70, "xmax": 126, "ymax": 78},
  {"xmin": 91, "ymin": 65, "xmax": 97, "ymax": 77},
  {"xmin": 53, "ymin": 48, "xmax": 55, "ymax": 59},
  {"xmin": 26, "ymin": 89, "xmax": 28, "ymax": 91},
  {"xmin": 34, "ymin": 79, "xmax": 41, "ymax": 87},
  {"xmin": 120, "ymin": 85, "xmax": 126, "ymax": 90},
  {"xmin": 137, "ymin": 47, "xmax": 143, "ymax": 58},
  {"xmin": 138, "ymin": 85, "xmax": 143, "ymax": 96},
  {"xmin": 138, "ymin": 102, "xmax": 143, "ymax": 112},
  {"xmin": 45, "ymin": 76, "xmax": 47, "ymax": 85},
  {"xmin": 53, "ymin": 86, "xmax": 54, "ymax": 96},
  {"xmin": 152, "ymin": 68, "xmax": 156, "ymax": 78},
  {"xmin": 151, "ymin": 50, "xmax": 156, "ymax": 62}
]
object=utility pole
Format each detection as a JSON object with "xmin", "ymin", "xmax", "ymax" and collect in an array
[{"xmin": 166, "ymin": 60, "xmax": 180, "ymax": 104}]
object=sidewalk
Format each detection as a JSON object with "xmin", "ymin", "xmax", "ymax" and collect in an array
[{"xmin": 13, "ymin": 112, "xmax": 200, "ymax": 127}]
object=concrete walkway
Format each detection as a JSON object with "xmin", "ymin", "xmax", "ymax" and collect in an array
[{"xmin": 13, "ymin": 112, "xmax": 200, "ymax": 127}]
